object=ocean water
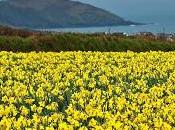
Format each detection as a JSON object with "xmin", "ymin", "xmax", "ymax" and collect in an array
[{"xmin": 43, "ymin": 14, "xmax": 175, "ymax": 34}]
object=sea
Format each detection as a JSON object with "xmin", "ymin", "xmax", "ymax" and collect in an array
[{"xmin": 42, "ymin": 14, "xmax": 175, "ymax": 34}]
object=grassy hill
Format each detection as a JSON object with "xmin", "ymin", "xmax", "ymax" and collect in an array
[{"xmin": 0, "ymin": 0, "xmax": 136, "ymax": 28}]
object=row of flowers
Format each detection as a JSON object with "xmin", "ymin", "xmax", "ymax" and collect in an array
[{"xmin": 0, "ymin": 51, "xmax": 175, "ymax": 129}]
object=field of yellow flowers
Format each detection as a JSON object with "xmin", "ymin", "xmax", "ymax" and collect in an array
[{"xmin": 0, "ymin": 51, "xmax": 175, "ymax": 130}]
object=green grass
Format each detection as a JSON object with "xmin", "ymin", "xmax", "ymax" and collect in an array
[{"xmin": 0, "ymin": 33, "xmax": 175, "ymax": 52}]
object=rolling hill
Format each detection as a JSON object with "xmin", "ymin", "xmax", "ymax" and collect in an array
[{"xmin": 0, "ymin": 0, "xmax": 137, "ymax": 28}]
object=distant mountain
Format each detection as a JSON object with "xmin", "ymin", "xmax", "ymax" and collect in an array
[{"xmin": 0, "ymin": 0, "xmax": 138, "ymax": 28}]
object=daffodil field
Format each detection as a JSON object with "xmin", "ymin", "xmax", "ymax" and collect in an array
[{"xmin": 1, "ymin": 51, "xmax": 175, "ymax": 130}]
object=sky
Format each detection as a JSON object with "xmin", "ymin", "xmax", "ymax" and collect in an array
[{"xmin": 76, "ymin": 0, "xmax": 175, "ymax": 23}]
